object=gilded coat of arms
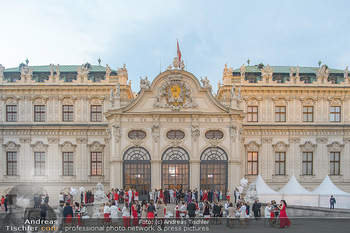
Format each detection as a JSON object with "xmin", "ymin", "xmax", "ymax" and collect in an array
[{"xmin": 154, "ymin": 75, "xmax": 197, "ymax": 111}]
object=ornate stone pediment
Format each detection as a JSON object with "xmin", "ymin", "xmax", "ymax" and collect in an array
[
  {"xmin": 300, "ymin": 97, "xmax": 317, "ymax": 105},
  {"xmin": 88, "ymin": 141, "xmax": 105, "ymax": 151},
  {"xmin": 3, "ymin": 141, "xmax": 20, "ymax": 151},
  {"xmin": 87, "ymin": 96, "xmax": 105, "ymax": 105},
  {"xmin": 300, "ymin": 141, "xmax": 317, "ymax": 152},
  {"xmin": 153, "ymin": 74, "xmax": 198, "ymax": 111},
  {"xmin": 327, "ymin": 97, "xmax": 344, "ymax": 106},
  {"xmin": 59, "ymin": 141, "xmax": 77, "ymax": 152},
  {"xmin": 2, "ymin": 95, "xmax": 20, "ymax": 105},
  {"xmin": 327, "ymin": 141, "xmax": 344, "ymax": 152},
  {"xmin": 244, "ymin": 141, "xmax": 260, "ymax": 151},
  {"xmin": 244, "ymin": 97, "xmax": 261, "ymax": 106},
  {"xmin": 31, "ymin": 141, "xmax": 49, "ymax": 152},
  {"xmin": 272, "ymin": 97, "xmax": 289, "ymax": 106},
  {"xmin": 59, "ymin": 95, "xmax": 77, "ymax": 104},
  {"xmin": 272, "ymin": 141, "xmax": 289, "ymax": 151}
]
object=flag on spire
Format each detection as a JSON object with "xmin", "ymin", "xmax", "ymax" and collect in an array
[{"xmin": 177, "ymin": 40, "xmax": 182, "ymax": 63}]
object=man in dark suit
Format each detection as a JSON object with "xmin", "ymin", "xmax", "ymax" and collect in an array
[
  {"xmin": 187, "ymin": 199, "xmax": 197, "ymax": 226},
  {"xmin": 252, "ymin": 199, "xmax": 261, "ymax": 220},
  {"xmin": 194, "ymin": 189, "xmax": 198, "ymax": 203}
]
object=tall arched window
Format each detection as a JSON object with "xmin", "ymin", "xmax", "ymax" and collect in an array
[
  {"xmin": 200, "ymin": 147, "xmax": 228, "ymax": 195},
  {"xmin": 162, "ymin": 147, "xmax": 189, "ymax": 191},
  {"xmin": 123, "ymin": 147, "xmax": 151, "ymax": 198}
]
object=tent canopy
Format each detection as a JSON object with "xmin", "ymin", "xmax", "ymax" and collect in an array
[
  {"xmin": 313, "ymin": 175, "xmax": 350, "ymax": 196},
  {"xmin": 279, "ymin": 174, "xmax": 314, "ymax": 195},
  {"xmin": 252, "ymin": 174, "xmax": 280, "ymax": 194}
]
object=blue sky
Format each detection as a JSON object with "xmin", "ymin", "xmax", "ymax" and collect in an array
[{"xmin": 0, "ymin": 0, "xmax": 349, "ymax": 92}]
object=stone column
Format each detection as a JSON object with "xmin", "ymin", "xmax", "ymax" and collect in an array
[
  {"xmin": 109, "ymin": 160, "xmax": 123, "ymax": 188},
  {"xmin": 228, "ymin": 160, "xmax": 241, "ymax": 192},
  {"xmin": 151, "ymin": 160, "xmax": 161, "ymax": 189},
  {"xmin": 288, "ymin": 137, "xmax": 300, "ymax": 179},
  {"xmin": 316, "ymin": 138, "xmax": 327, "ymax": 180},
  {"xmin": 190, "ymin": 160, "xmax": 200, "ymax": 190}
]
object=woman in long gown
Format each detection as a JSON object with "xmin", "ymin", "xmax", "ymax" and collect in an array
[
  {"xmin": 278, "ymin": 200, "xmax": 291, "ymax": 228},
  {"xmin": 131, "ymin": 202, "xmax": 139, "ymax": 226}
]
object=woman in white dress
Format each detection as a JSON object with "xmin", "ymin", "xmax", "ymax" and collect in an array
[
  {"xmin": 149, "ymin": 190, "xmax": 154, "ymax": 201},
  {"xmin": 264, "ymin": 203, "xmax": 272, "ymax": 227},
  {"xmin": 110, "ymin": 202, "xmax": 120, "ymax": 227},
  {"xmin": 239, "ymin": 202, "xmax": 246, "ymax": 228}
]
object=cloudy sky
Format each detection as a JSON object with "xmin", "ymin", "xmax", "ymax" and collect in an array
[{"xmin": 1, "ymin": 0, "xmax": 349, "ymax": 91}]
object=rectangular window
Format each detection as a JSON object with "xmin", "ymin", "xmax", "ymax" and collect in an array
[
  {"xmin": 7, "ymin": 152, "xmax": 17, "ymax": 175},
  {"xmin": 6, "ymin": 105, "xmax": 17, "ymax": 122},
  {"xmin": 91, "ymin": 105, "xmax": 102, "ymax": 122},
  {"xmin": 303, "ymin": 106, "xmax": 314, "ymax": 122},
  {"xmin": 247, "ymin": 106, "xmax": 258, "ymax": 122},
  {"xmin": 247, "ymin": 152, "xmax": 258, "ymax": 175},
  {"xmin": 330, "ymin": 106, "xmax": 341, "ymax": 122},
  {"xmin": 34, "ymin": 152, "xmax": 45, "ymax": 176},
  {"xmin": 63, "ymin": 152, "xmax": 74, "ymax": 176},
  {"xmin": 302, "ymin": 152, "xmax": 313, "ymax": 175},
  {"xmin": 91, "ymin": 152, "xmax": 102, "ymax": 175},
  {"xmin": 62, "ymin": 105, "xmax": 73, "ymax": 122},
  {"xmin": 275, "ymin": 152, "xmax": 286, "ymax": 175},
  {"xmin": 330, "ymin": 152, "xmax": 340, "ymax": 175},
  {"xmin": 275, "ymin": 106, "xmax": 286, "ymax": 122},
  {"xmin": 34, "ymin": 105, "xmax": 45, "ymax": 122}
]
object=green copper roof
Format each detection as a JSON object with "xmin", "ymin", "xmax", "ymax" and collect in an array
[
  {"xmin": 4, "ymin": 65, "xmax": 116, "ymax": 73},
  {"xmin": 233, "ymin": 66, "xmax": 344, "ymax": 74}
]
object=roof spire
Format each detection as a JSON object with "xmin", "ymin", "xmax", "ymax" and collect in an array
[
  {"xmin": 247, "ymin": 58, "xmax": 250, "ymax": 66},
  {"xmin": 318, "ymin": 60, "xmax": 322, "ymax": 67},
  {"xmin": 98, "ymin": 57, "xmax": 101, "ymax": 66},
  {"xmin": 25, "ymin": 58, "xmax": 29, "ymax": 65}
]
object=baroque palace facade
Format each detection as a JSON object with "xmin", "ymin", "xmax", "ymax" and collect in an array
[{"xmin": 0, "ymin": 59, "xmax": 350, "ymax": 201}]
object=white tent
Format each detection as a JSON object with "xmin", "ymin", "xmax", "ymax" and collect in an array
[
  {"xmin": 279, "ymin": 174, "xmax": 318, "ymax": 206},
  {"xmin": 313, "ymin": 175, "xmax": 350, "ymax": 209},
  {"xmin": 252, "ymin": 174, "xmax": 282, "ymax": 203}
]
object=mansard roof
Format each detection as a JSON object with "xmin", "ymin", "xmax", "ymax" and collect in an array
[
  {"xmin": 4, "ymin": 65, "xmax": 116, "ymax": 73},
  {"xmin": 232, "ymin": 65, "xmax": 344, "ymax": 74}
]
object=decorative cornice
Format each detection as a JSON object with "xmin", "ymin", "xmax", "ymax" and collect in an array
[{"xmin": 87, "ymin": 141, "xmax": 105, "ymax": 151}]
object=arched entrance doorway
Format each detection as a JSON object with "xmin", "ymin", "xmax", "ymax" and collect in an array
[
  {"xmin": 123, "ymin": 147, "xmax": 151, "ymax": 199},
  {"xmin": 200, "ymin": 147, "xmax": 228, "ymax": 195},
  {"xmin": 162, "ymin": 147, "xmax": 189, "ymax": 191}
]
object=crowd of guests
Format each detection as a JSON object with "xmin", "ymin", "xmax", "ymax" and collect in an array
[{"xmin": 54, "ymin": 186, "xmax": 291, "ymax": 230}]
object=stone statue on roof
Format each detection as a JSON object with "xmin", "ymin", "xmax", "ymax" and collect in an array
[
  {"xmin": 56, "ymin": 64, "xmax": 60, "ymax": 77},
  {"xmin": 173, "ymin": 57, "xmax": 179, "ymax": 69},
  {"xmin": 106, "ymin": 64, "xmax": 111, "ymax": 77},
  {"xmin": 345, "ymin": 66, "xmax": 349, "ymax": 78},
  {"xmin": 237, "ymin": 85, "xmax": 241, "ymax": 101},
  {"xmin": 20, "ymin": 65, "xmax": 33, "ymax": 76},
  {"xmin": 230, "ymin": 84, "xmax": 236, "ymax": 99},
  {"xmin": 261, "ymin": 64, "xmax": 273, "ymax": 77},
  {"xmin": 240, "ymin": 64, "xmax": 245, "ymax": 77},
  {"xmin": 180, "ymin": 60, "xmax": 185, "ymax": 70},
  {"xmin": 117, "ymin": 63, "xmax": 128, "ymax": 76},
  {"xmin": 223, "ymin": 63, "xmax": 228, "ymax": 75},
  {"xmin": 289, "ymin": 66, "xmax": 294, "ymax": 78},
  {"xmin": 109, "ymin": 87, "xmax": 114, "ymax": 102},
  {"xmin": 296, "ymin": 65, "xmax": 300, "ymax": 77},
  {"xmin": 140, "ymin": 76, "xmax": 151, "ymax": 90},
  {"xmin": 0, "ymin": 64, "xmax": 4, "ymax": 77},
  {"xmin": 115, "ymin": 82, "xmax": 121, "ymax": 99},
  {"xmin": 166, "ymin": 64, "xmax": 172, "ymax": 71},
  {"xmin": 200, "ymin": 76, "xmax": 211, "ymax": 89},
  {"xmin": 50, "ymin": 64, "xmax": 55, "ymax": 76}
]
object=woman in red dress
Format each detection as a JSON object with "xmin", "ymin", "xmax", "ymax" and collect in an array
[
  {"xmin": 278, "ymin": 200, "xmax": 291, "ymax": 228},
  {"xmin": 203, "ymin": 190, "xmax": 208, "ymax": 202},
  {"xmin": 131, "ymin": 202, "xmax": 139, "ymax": 226},
  {"xmin": 160, "ymin": 190, "xmax": 164, "ymax": 202}
]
